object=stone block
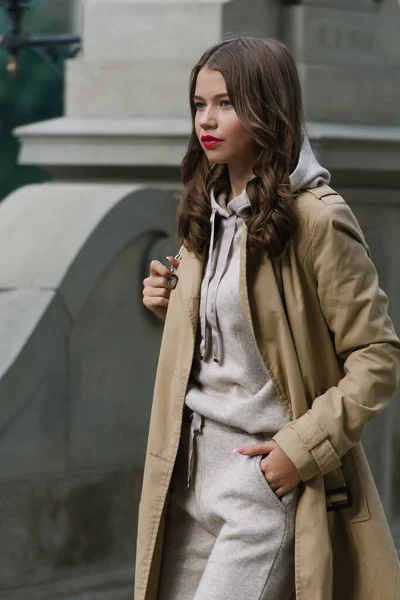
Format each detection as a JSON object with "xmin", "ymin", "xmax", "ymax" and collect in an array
[
  {"xmin": 0, "ymin": 365, "xmax": 67, "ymax": 479},
  {"xmin": 16, "ymin": 117, "xmax": 191, "ymax": 171},
  {"xmin": 284, "ymin": 6, "xmax": 400, "ymax": 68},
  {"xmin": 83, "ymin": 2, "xmax": 222, "ymax": 61},
  {"xmin": 0, "ymin": 469, "xmax": 139, "ymax": 594},
  {"xmin": 222, "ymin": 0, "xmax": 281, "ymax": 40},
  {"xmin": 0, "ymin": 184, "xmax": 135, "ymax": 295},
  {"xmin": 283, "ymin": 3, "xmax": 400, "ymax": 127},
  {"xmin": 0, "ymin": 184, "xmax": 176, "ymax": 318},
  {"xmin": 307, "ymin": 124, "xmax": 400, "ymax": 179},
  {"xmin": 298, "ymin": 63, "xmax": 400, "ymax": 126},
  {"xmin": 0, "ymin": 290, "xmax": 69, "ymax": 479},
  {"xmin": 66, "ymin": 59, "xmax": 192, "ymax": 118},
  {"xmin": 288, "ymin": 0, "xmax": 380, "ymax": 12},
  {"xmin": 68, "ymin": 234, "xmax": 162, "ymax": 469}
]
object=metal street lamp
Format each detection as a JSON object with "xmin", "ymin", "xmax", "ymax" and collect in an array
[{"xmin": 0, "ymin": 0, "xmax": 81, "ymax": 76}]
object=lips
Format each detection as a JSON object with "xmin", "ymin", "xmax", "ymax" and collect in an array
[
  {"xmin": 201, "ymin": 135, "xmax": 222, "ymax": 142},
  {"xmin": 201, "ymin": 135, "xmax": 223, "ymax": 149}
]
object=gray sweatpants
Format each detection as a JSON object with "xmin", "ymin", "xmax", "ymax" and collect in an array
[{"xmin": 157, "ymin": 413, "xmax": 298, "ymax": 600}]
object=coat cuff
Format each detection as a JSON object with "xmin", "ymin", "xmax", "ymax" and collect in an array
[{"xmin": 273, "ymin": 412, "xmax": 342, "ymax": 482}]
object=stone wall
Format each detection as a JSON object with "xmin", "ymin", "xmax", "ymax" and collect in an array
[{"xmin": 0, "ymin": 183, "xmax": 177, "ymax": 598}]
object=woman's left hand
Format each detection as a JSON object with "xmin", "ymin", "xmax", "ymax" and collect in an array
[{"xmin": 234, "ymin": 441, "xmax": 302, "ymax": 498}]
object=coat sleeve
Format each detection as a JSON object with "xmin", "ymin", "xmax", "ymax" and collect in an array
[{"xmin": 273, "ymin": 201, "xmax": 400, "ymax": 482}]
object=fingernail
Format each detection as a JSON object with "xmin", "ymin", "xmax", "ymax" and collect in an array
[
  {"xmin": 166, "ymin": 256, "xmax": 174, "ymax": 261},
  {"xmin": 232, "ymin": 448, "xmax": 246, "ymax": 454}
]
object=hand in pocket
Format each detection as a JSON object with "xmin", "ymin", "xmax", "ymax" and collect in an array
[{"xmin": 234, "ymin": 440, "xmax": 301, "ymax": 498}]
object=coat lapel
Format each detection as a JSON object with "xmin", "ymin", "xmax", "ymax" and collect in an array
[{"xmin": 239, "ymin": 225, "xmax": 308, "ymax": 419}]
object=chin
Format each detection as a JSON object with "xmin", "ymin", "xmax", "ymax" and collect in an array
[{"xmin": 205, "ymin": 151, "xmax": 228, "ymax": 164}]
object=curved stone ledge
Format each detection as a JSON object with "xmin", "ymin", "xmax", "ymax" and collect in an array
[
  {"xmin": 0, "ymin": 183, "xmax": 177, "ymax": 318},
  {"xmin": 0, "ymin": 183, "xmax": 177, "ymax": 593}
]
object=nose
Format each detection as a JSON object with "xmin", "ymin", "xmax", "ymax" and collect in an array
[{"xmin": 198, "ymin": 106, "xmax": 217, "ymax": 131}]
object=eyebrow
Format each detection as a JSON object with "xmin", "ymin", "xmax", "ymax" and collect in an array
[{"xmin": 193, "ymin": 93, "xmax": 229, "ymax": 101}]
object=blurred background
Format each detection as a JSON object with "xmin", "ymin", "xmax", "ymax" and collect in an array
[
  {"xmin": 0, "ymin": 0, "xmax": 76, "ymax": 200},
  {"xmin": 0, "ymin": 1, "xmax": 399, "ymax": 599}
]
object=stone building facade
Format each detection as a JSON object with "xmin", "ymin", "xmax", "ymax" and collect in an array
[{"xmin": 0, "ymin": 1, "xmax": 398, "ymax": 597}]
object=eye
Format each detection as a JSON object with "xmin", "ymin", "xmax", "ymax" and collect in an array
[
  {"xmin": 220, "ymin": 99, "xmax": 232, "ymax": 108},
  {"xmin": 194, "ymin": 101, "xmax": 206, "ymax": 110}
]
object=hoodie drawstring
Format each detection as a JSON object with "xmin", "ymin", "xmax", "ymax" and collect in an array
[
  {"xmin": 208, "ymin": 215, "xmax": 237, "ymax": 363},
  {"xmin": 187, "ymin": 411, "xmax": 203, "ymax": 488},
  {"xmin": 200, "ymin": 208, "xmax": 217, "ymax": 361},
  {"xmin": 200, "ymin": 208, "xmax": 237, "ymax": 364}
]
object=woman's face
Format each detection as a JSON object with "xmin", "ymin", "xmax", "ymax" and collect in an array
[{"xmin": 194, "ymin": 66, "xmax": 259, "ymax": 173}]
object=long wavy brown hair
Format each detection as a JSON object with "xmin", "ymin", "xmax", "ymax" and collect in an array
[{"xmin": 177, "ymin": 37, "xmax": 304, "ymax": 258}]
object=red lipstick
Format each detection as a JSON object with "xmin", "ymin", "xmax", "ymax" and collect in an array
[{"xmin": 201, "ymin": 135, "xmax": 223, "ymax": 149}]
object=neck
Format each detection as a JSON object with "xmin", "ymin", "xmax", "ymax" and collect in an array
[{"xmin": 227, "ymin": 164, "xmax": 255, "ymax": 201}]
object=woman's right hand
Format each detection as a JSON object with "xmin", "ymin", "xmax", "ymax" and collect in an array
[{"xmin": 142, "ymin": 257, "xmax": 180, "ymax": 323}]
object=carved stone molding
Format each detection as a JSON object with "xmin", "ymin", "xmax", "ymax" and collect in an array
[{"xmin": 285, "ymin": 0, "xmax": 380, "ymax": 12}]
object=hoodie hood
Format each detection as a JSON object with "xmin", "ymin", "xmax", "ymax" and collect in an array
[
  {"xmin": 210, "ymin": 133, "xmax": 331, "ymax": 219},
  {"xmin": 289, "ymin": 134, "xmax": 330, "ymax": 193},
  {"xmin": 200, "ymin": 134, "xmax": 330, "ymax": 363}
]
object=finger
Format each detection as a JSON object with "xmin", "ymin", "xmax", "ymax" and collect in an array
[
  {"xmin": 143, "ymin": 287, "xmax": 170, "ymax": 299},
  {"xmin": 143, "ymin": 296, "xmax": 169, "ymax": 310},
  {"xmin": 260, "ymin": 456, "xmax": 272, "ymax": 473},
  {"xmin": 234, "ymin": 441, "xmax": 277, "ymax": 456},
  {"xmin": 260, "ymin": 462, "xmax": 279, "ymax": 485},
  {"xmin": 143, "ymin": 276, "xmax": 171, "ymax": 290},
  {"xmin": 166, "ymin": 256, "xmax": 181, "ymax": 270},
  {"xmin": 274, "ymin": 486, "xmax": 287, "ymax": 499},
  {"xmin": 268, "ymin": 479, "xmax": 281, "ymax": 491},
  {"xmin": 150, "ymin": 260, "xmax": 172, "ymax": 279}
]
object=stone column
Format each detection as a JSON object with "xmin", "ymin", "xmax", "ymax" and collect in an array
[
  {"xmin": 17, "ymin": 0, "xmax": 230, "ymax": 183},
  {"xmin": 67, "ymin": 0, "xmax": 223, "ymax": 119},
  {"xmin": 6, "ymin": 3, "xmax": 230, "ymax": 598},
  {"xmin": 282, "ymin": 0, "xmax": 400, "ymax": 128},
  {"xmin": 280, "ymin": 0, "xmax": 400, "ymax": 548}
]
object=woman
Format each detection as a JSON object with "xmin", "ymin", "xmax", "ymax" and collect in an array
[{"xmin": 137, "ymin": 38, "xmax": 400, "ymax": 600}]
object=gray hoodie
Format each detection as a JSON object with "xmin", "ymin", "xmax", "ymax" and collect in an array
[{"xmin": 185, "ymin": 135, "xmax": 330, "ymax": 435}]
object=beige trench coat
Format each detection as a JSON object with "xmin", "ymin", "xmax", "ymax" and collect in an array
[{"xmin": 135, "ymin": 185, "xmax": 400, "ymax": 600}]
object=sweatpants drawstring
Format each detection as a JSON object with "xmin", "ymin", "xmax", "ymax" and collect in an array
[{"xmin": 187, "ymin": 411, "xmax": 203, "ymax": 488}]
